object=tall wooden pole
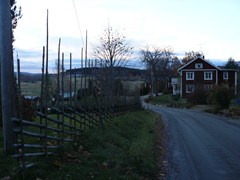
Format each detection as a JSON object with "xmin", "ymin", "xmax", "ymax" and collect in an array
[
  {"xmin": 0, "ymin": 0, "xmax": 15, "ymax": 151},
  {"xmin": 57, "ymin": 38, "xmax": 61, "ymax": 108},
  {"xmin": 45, "ymin": 10, "xmax": 49, "ymax": 113}
]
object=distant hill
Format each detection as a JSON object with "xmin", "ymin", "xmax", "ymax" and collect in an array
[
  {"xmin": 14, "ymin": 72, "xmax": 42, "ymax": 82},
  {"xmin": 16, "ymin": 67, "xmax": 149, "ymax": 83},
  {"xmin": 65, "ymin": 66, "xmax": 148, "ymax": 80}
]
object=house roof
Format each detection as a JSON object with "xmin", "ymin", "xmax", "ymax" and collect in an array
[{"xmin": 178, "ymin": 57, "xmax": 221, "ymax": 72}]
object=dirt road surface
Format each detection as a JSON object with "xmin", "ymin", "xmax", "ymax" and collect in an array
[{"xmin": 149, "ymin": 104, "xmax": 240, "ymax": 180}]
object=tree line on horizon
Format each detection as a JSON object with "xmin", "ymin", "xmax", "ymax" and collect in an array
[{"xmin": 9, "ymin": 1, "xmax": 239, "ymax": 89}]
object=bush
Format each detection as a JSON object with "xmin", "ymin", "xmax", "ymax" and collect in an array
[
  {"xmin": 140, "ymin": 86, "xmax": 150, "ymax": 96},
  {"xmin": 172, "ymin": 94, "xmax": 180, "ymax": 101},
  {"xmin": 186, "ymin": 88, "xmax": 208, "ymax": 105},
  {"xmin": 16, "ymin": 96, "xmax": 36, "ymax": 121},
  {"xmin": 207, "ymin": 86, "xmax": 234, "ymax": 110}
]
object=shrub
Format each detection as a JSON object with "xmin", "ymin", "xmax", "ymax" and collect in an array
[
  {"xmin": 207, "ymin": 86, "xmax": 234, "ymax": 110},
  {"xmin": 140, "ymin": 86, "xmax": 150, "ymax": 96},
  {"xmin": 186, "ymin": 88, "xmax": 208, "ymax": 105},
  {"xmin": 16, "ymin": 96, "xmax": 37, "ymax": 121},
  {"xmin": 172, "ymin": 94, "xmax": 180, "ymax": 101}
]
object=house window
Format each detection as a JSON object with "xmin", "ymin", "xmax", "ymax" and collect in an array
[
  {"xmin": 204, "ymin": 85, "xmax": 213, "ymax": 91},
  {"xmin": 186, "ymin": 84, "xmax": 194, "ymax": 93},
  {"xmin": 223, "ymin": 72, "xmax": 228, "ymax": 80},
  {"xmin": 204, "ymin": 72, "xmax": 213, "ymax": 80},
  {"xmin": 186, "ymin": 72, "xmax": 194, "ymax": 80},
  {"xmin": 195, "ymin": 63, "xmax": 203, "ymax": 69}
]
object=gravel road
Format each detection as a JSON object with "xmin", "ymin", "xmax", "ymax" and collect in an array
[{"xmin": 149, "ymin": 104, "xmax": 240, "ymax": 180}]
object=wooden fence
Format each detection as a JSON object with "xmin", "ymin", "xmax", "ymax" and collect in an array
[{"xmin": 11, "ymin": 47, "xmax": 141, "ymax": 169}]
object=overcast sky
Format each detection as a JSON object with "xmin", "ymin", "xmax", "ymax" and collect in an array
[{"xmin": 14, "ymin": 0, "xmax": 240, "ymax": 73}]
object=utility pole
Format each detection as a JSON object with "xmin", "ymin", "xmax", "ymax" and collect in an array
[{"xmin": 0, "ymin": 0, "xmax": 15, "ymax": 151}]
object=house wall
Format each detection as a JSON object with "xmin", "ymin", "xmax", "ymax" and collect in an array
[
  {"xmin": 218, "ymin": 70, "xmax": 236, "ymax": 87},
  {"xmin": 181, "ymin": 71, "xmax": 217, "ymax": 97},
  {"xmin": 179, "ymin": 57, "xmax": 238, "ymax": 98},
  {"xmin": 181, "ymin": 59, "xmax": 218, "ymax": 98},
  {"xmin": 182, "ymin": 58, "xmax": 216, "ymax": 70}
]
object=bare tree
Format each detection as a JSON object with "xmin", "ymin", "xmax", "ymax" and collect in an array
[
  {"xmin": 140, "ymin": 47, "xmax": 174, "ymax": 95},
  {"xmin": 170, "ymin": 56, "xmax": 182, "ymax": 77},
  {"xmin": 182, "ymin": 51, "xmax": 204, "ymax": 64},
  {"xmin": 93, "ymin": 27, "xmax": 134, "ymax": 97},
  {"xmin": 93, "ymin": 27, "xmax": 133, "ymax": 68}
]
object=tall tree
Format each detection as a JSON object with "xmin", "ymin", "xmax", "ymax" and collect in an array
[
  {"xmin": 93, "ymin": 27, "xmax": 134, "ymax": 97},
  {"xmin": 170, "ymin": 56, "xmax": 182, "ymax": 77},
  {"xmin": 93, "ymin": 27, "xmax": 133, "ymax": 68},
  {"xmin": 140, "ymin": 47, "xmax": 174, "ymax": 95},
  {"xmin": 224, "ymin": 57, "xmax": 239, "ymax": 69},
  {"xmin": 182, "ymin": 51, "xmax": 204, "ymax": 64}
]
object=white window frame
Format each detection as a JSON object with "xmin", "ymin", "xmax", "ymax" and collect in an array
[
  {"xmin": 186, "ymin": 72, "xmax": 194, "ymax": 80},
  {"xmin": 195, "ymin": 63, "xmax": 203, "ymax": 69},
  {"xmin": 204, "ymin": 85, "xmax": 213, "ymax": 91},
  {"xmin": 204, "ymin": 72, "xmax": 213, "ymax": 80},
  {"xmin": 186, "ymin": 84, "xmax": 194, "ymax": 93},
  {"xmin": 223, "ymin": 72, "xmax": 228, "ymax": 80}
]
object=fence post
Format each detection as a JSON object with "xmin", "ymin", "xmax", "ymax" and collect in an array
[{"xmin": 0, "ymin": 0, "xmax": 16, "ymax": 152}]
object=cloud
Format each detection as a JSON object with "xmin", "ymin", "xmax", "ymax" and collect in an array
[{"xmin": 14, "ymin": 0, "xmax": 240, "ymax": 73}]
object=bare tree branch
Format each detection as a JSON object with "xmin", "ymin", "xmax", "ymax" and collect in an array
[
  {"xmin": 140, "ymin": 46, "xmax": 178, "ymax": 95},
  {"xmin": 93, "ymin": 27, "xmax": 133, "ymax": 68}
]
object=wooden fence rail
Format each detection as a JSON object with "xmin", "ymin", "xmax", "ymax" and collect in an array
[
  {"xmin": 11, "ymin": 50, "xmax": 141, "ymax": 169},
  {"xmin": 0, "ymin": 8, "xmax": 142, "ymax": 170}
]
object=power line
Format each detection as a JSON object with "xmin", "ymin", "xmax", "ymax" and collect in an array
[{"xmin": 72, "ymin": 0, "xmax": 85, "ymax": 48}]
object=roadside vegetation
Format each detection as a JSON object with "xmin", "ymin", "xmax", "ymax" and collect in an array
[
  {"xmin": 146, "ymin": 88, "xmax": 240, "ymax": 119},
  {"xmin": 145, "ymin": 94, "xmax": 191, "ymax": 108},
  {"xmin": 0, "ymin": 110, "xmax": 164, "ymax": 179}
]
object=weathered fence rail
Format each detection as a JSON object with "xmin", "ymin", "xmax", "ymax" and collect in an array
[
  {"xmin": 11, "ymin": 47, "xmax": 141, "ymax": 169},
  {"xmin": 0, "ymin": 6, "xmax": 141, "ymax": 171}
]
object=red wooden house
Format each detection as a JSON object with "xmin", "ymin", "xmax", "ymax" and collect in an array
[{"xmin": 177, "ymin": 57, "xmax": 238, "ymax": 98}]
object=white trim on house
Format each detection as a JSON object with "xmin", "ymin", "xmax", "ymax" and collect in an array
[
  {"xmin": 177, "ymin": 57, "xmax": 238, "ymax": 98},
  {"xmin": 204, "ymin": 71, "xmax": 213, "ymax": 80},
  {"xmin": 223, "ymin": 71, "xmax": 229, "ymax": 80},
  {"xmin": 181, "ymin": 69, "xmax": 218, "ymax": 72},
  {"xmin": 178, "ymin": 57, "xmax": 221, "ymax": 72},
  {"xmin": 195, "ymin": 63, "xmax": 203, "ymax": 69},
  {"xmin": 186, "ymin": 72, "xmax": 194, "ymax": 80}
]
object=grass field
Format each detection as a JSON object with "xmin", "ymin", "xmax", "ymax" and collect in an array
[
  {"xmin": 20, "ymin": 78, "xmax": 145, "ymax": 97},
  {"xmin": 0, "ymin": 110, "xmax": 162, "ymax": 179},
  {"xmin": 21, "ymin": 81, "xmax": 42, "ymax": 96}
]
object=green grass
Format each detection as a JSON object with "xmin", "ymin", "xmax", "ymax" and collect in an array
[
  {"xmin": 21, "ymin": 81, "xmax": 42, "ymax": 96},
  {"xmin": 20, "ymin": 79, "xmax": 145, "ymax": 97},
  {"xmin": 150, "ymin": 94, "xmax": 173, "ymax": 105},
  {"xmin": 0, "ymin": 110, "xmax": 161, "ymax": 179},
  {"xmin": 148, "ymin": 94, "xmax": 189, "ymax": 108}
]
